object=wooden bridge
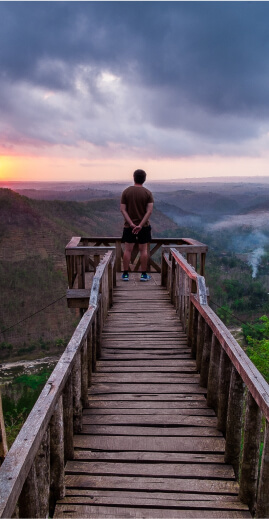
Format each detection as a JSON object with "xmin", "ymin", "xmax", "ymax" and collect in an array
[{"xmin": 0, "ymin": 238, "xmax": 269, "ymax": 518}]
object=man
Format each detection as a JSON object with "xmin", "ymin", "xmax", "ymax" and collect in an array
[{"xmin": 120, "ymin": 169, "xmax": 154, "ymax": 281}]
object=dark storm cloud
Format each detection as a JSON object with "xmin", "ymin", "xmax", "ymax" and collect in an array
[{"xmin": 1, "ymin": 2, "xmax": 269, "ymax": 155}]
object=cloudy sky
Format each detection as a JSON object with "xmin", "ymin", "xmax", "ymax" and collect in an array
[{"xmin": 1, "ymin": 1, "xmax": 269, "ymax": 182}]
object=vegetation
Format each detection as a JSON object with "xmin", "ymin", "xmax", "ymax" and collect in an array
[{"xmin": 2, "ymin": 368, "xmax": 53, "ymax": 447}]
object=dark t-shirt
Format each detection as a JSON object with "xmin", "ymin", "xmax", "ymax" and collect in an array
[{"xmin": 121, "ymin": 185, "xmax": 154, "ymax": 227}]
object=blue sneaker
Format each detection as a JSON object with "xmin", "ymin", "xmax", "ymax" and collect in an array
[
  {"xmin": 121, "ymin": 272, "xmax": 129, "ymax": 281},
  {"xmin": 140, "ymin": 273, "xmax": 151, "ymax": 282}
]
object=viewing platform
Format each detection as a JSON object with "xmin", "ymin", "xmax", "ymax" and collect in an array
[{"xmin": 0, "ymin": 239, "xmax": 268, "ymax": 518}]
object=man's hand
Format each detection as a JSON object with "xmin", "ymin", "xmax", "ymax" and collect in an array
[{"xmin": 132, "ymin": 225, "xmax": 142, "ymax": 234}]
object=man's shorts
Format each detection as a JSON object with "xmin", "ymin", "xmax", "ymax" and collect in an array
[{"xmin": 121, "ymin": 225, "xmax": 152, "ymax": 244}]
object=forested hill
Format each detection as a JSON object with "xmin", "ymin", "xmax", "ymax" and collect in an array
[{"xmin": 0, "ymin": 189, "xmax": 177, "ymax": 360}]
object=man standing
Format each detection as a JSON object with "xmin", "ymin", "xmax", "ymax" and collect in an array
[{"xmin": 120, "ymin": 169, "xmax": 154, "ymax": 281}]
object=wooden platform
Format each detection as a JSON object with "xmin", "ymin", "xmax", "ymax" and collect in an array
[{"xmin": 54, "ymin": 273, "xmax": 251, "ymax": 518}]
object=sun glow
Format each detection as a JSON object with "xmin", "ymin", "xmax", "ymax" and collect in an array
[{"xmin": 0, "ymin": 156, "xmax": 15, "ymax": 179}]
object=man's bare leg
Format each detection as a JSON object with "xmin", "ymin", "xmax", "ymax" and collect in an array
[
  {"xmin": 139, "ymin": 243, "xmax": 149, "ymax": 272},
  {"xmin": 123, "ymin": 242, "xmax": 134, "ymax": 271}
]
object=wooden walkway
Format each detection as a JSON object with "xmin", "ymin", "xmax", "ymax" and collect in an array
[{"xmin": 54, "ymin": 273, "xmax": 250, "ymax": 518}]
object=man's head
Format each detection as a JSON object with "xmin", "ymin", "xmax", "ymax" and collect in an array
[{"xmin": 133, "ymin": 169, "xmax": 146, "ymax": 185}]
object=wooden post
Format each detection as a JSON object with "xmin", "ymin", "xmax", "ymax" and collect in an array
[
  {"xmin": 115, "ymin": 240, "xmax": 122, "ymax": 272},
  {"xmin": 81, "ymin": 338, "xmax": 88, "ymax": 408},
  {"xmin": 187, "ymin": 301, "xmax": 194, "ymax": 352},
  {"xmin": 147, "ymin": 243, "xmax": 151, "ymax": 272},
  {"xmin": 199, "ymin": 323, "xmax": 212, "ymax": 388},
  {"xmin": 196, "ymin": 313, "xmax": 204, "ymax": 372},
  {"xmin": 18, "ymin": 462, "xmax": 40, "ymax": 518},
  {"xmin": 200, "ymin": 252, "xmax": 206, "ymax": 276},
  {"xmin": 170, "ymin": 256, "xmax": 176, "ymax": 305},
  {"xmin": 94, "ymin": 254, "xmax": 100, "ymax": 270},
  {"xmin": 239, "ymin": 390, "xmax": 262, "ymax": 515},
  {"xmin": 225, "ymin": 367, "xmax": 245, "ymax": 479},
  {"xmin": 35, "ymin": 428, "xmax": 50, "ymax": 518},
  {"xmin": 257, "ymin": 420, "xmax": 269, "ymax": 518},
  {"xmin": 0, "ymin": 391, "xmax": 8, "ymax": 464},
  {"xmin": 63, "ymin": 374, "xmax": 74, "ymax": 462},
  {"xmin": 161, "ymin": 252, "xmax": 168, "ymax": 287},
  {"xmin": 217, "ymin": 349, "xmax": 232, "ymax": 434},
  {"xmin": 207, "ymin": 334, "xmax": 221, "ymax": 412},
  {"xmin": 49, "ymin": 397, "xmax": 65, "ymax": 517},
  {"xmin": 87, "ymin": 327, "xmax": 93, "ymax": 387},
  {"xmin": 92, "ymin": 314, "xmax": 97, "ymax": 372},
  {"xmin": 72, "ymin": 353, "xmax": 82, "ymax": 433},
  {"xmin": 187, "ymin": 252, "xmax": 197, "ymax": 271},
  {"xmin": 108, "ymin": 261, "xmax": 113, "ymax": 307},
  {"xmin": 77, "ymin": 255, "xmax": 85, "ymax": 289},
  {"xmin": 96, "ymin": 301, "xmax": 102, "ymax": 360}
]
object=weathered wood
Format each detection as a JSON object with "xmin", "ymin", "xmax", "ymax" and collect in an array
[
  {"xmin": 87, "ymin": 327, "xmax": 93, "ymax": 387},
  {"xmin": 74, "ymin": 435, "xmax": 225, "ymax": 452},
  {"xmin": 82, "ymin": 414, "xmax": 217, "ymax": 427},
  {"xmin": 92, "ymin": 315, "xmax": 97, "ymax": 372},
  {"xmin": 81, "ymin": 339, "xmax": 88, "ymax": 408},
  {"xmin": 239, "ymin": 390, "xmax": 262, "ymax": 514},
  {"xmin": 49, "ymin": 397, "xmax": 65, "ymax": 517},
  {"xmin": 55, "ymin": 504, "xmax": 249, "ymax": 518},
  {"xmin": 66, "ymin": 460, "xmax": 233, "ymax": 478},
  {"xmin": 217, "ymin": 349, "xmax": 232, "ymax": 434},
  {"xmin": 191, "ymin": 293, "xmax": 269, "ymax": 422},
  {"xmin": 63, "ymin": 374, "xmax": 74, "ymax": 462},
  {"xmin": 207, "ymin": 334, "xmax": 221, "ymax": 411},
  {"xmin": 35, "ymin": 428, "xmax": 50, "ymax": 518},
  {"xmin": 257, "ymin": 419, "xmax": 269, "ymax": 518},
  {"xmin": 199, "ymin": 323, "xmax": 212, "ymax": 388},
  {"xmin": 225, "ymin": 367, "xmax": 245, "ymax": 479},
  {"xmin": 196, "ymin": 313, "xmax": 204, "ymax": 372},
  {"xmin": 0, "ymin": 304, "xmax": 96, "ymax": 519},
  {"xmin": 64, "ymin": 474, "xmax": 236, "ymax": 493},
  {"xmin": 72, "ymin": 353, "xmax": 82, "ymax": 434},
  {"xmin": 18, "ymin": 462, "xmax": 40, "ymax": 518},
  {"xmin": 59, "ymin": 491, "xmax": 249, "ymax": 510}
]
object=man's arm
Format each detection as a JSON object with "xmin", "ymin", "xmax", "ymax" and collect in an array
[
  {"xmin": 120, "ymin": 204, "xmax": 135, "ymax": 228},
  {"xmin": 132, "ymin": 202, "xmax": 154, "ymax": 234}
]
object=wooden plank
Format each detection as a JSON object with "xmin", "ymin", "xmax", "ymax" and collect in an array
[
  {"xmin": 59, "ymin": 491, "xmax": 249, "ymax": 510},
  {"xmin": 87, "ymin": 394, "xmax": 208, "ymax": 401},
  {"xmin": 84, "ymin": 408, "xmax": 215, "ymax": 416},
  {"xmin": 73, "ymin": 450, "xmax": 226, "ymax": 464},
  {"xmin": 65, "ymin": 460, "xmax": 234, "ymax": 479},
  {"xmin": 96, "ymin": 360, "xmax": 196, "ymax": 367},
  {"xmin": 91, "ymin": 374, "xmax": 200, "ymax": 383},
  {"xmin": 81, "ymin": 425, "xmax": 221, "ymax": 437},
  {"xmin": 96, "ymin": 366, "xmax": 198, "ymax": 372},
  {"xmin": 64, "ymin": 474, "xmax": 237, "ymax": 494},
  {"xmin": 90, "ymin": 383, "xmax": 206, "ymax": 394},
  {"xmin": 73, "ymin": 435, "xmax": 225, "ymax": 452},
  {"xmin": 82, "ymin": 414, "xmax": 217, "ymax": 427},
  {"xmin": 86, "ymin": 400, "xmax": 210, "ymax": 409},
  {"xmin": 54, "ymin": 504, "xmax": 250, "ymax": 518}
]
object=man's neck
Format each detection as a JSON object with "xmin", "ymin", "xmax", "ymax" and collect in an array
[{"xmin": 134, "ymin": 183, "xmax": 144, "ymax": 187}]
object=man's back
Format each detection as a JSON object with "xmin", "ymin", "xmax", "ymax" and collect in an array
[{"xmin": 121, "ymin": 185, "xmax": 153, "ymax": 227}]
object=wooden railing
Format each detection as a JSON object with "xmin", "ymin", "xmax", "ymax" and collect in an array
[
  {"xmin": 162, "ymin": 247, "xmax": 269, "ymax": 518},
  {"xmin": 0, "ymin": 249, "xmax": 116, "ymax": 519},
  {"xmin": 66, "ymin": 236, "xmax": 208, "ymax": 277}
]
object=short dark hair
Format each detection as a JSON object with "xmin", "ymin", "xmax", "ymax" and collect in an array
[{"xmin": 133, "ymin": 169, "xmax": 146, "ymax": 184}]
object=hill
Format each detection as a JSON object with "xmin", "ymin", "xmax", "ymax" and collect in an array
[{"xmin": 0, "ymin": 189, "xmax": 177, "ymax": 360}]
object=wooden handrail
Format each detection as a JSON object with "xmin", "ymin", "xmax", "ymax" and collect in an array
[
  {"xmin": 0, "ymin": 249, "xmax": 115, "ymax": 519},
  {"xmin": 161, "ymin": 245, "xmax": 269, "ymax": 517}
]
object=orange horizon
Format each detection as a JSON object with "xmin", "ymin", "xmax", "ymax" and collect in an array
[{"xmin": 1, "ymin": 153, "xmax": 269, "ymax": 183}]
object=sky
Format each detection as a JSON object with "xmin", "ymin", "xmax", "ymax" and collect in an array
[{"xmin": 1, "ymin": 1, "xmax": 269, "ymax": 182}]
